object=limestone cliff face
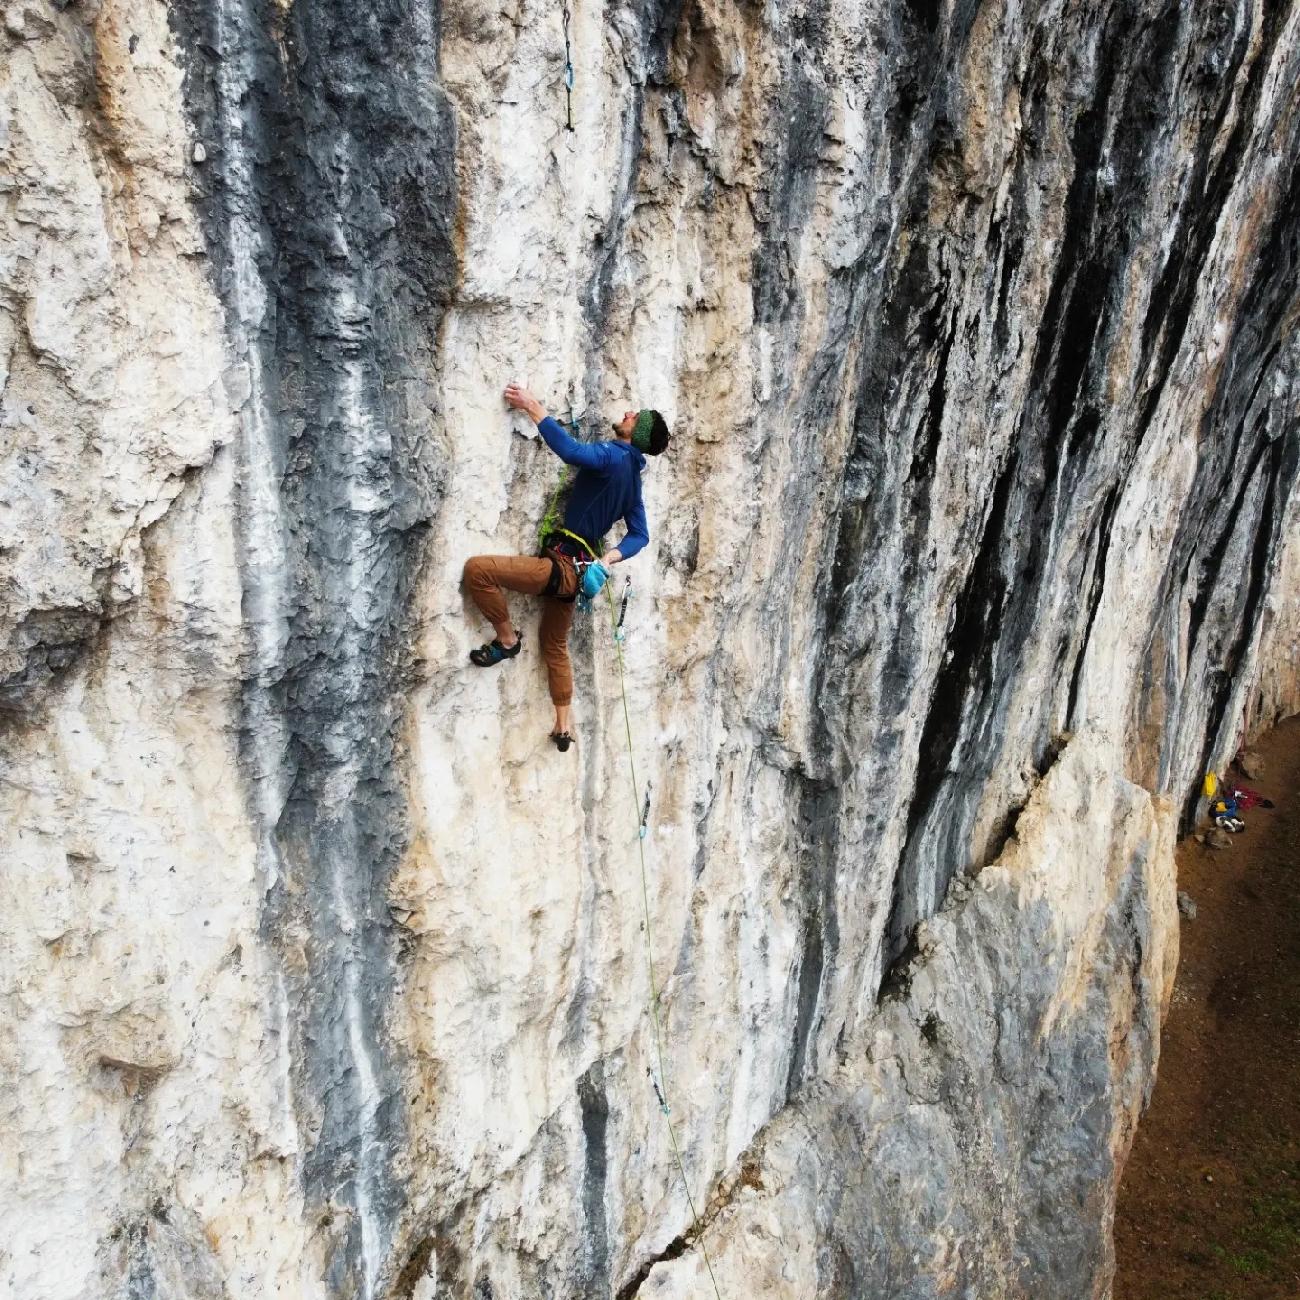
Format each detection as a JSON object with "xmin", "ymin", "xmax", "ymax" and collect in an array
[
  {"xmin": 2, "ymin": 1, "xmax": 1297, "ymax": 1298},
  {"xmin": 1249, "ymin": 488, "xmax": 1300, "ymax": 738}
]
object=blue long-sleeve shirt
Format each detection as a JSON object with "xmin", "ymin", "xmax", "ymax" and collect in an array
[{"xmin": 537, "ymin": 416, "xmax": 649, "ymax": 559}]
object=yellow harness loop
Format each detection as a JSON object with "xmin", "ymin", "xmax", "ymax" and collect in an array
[{"xmin": 552, "ymin": 525, "xmax": 601, "ymax": 560}]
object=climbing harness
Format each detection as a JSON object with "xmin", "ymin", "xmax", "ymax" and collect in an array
[
  {"xmin": 546, "ymin": 524, "xmax": 611, "ymax": 611},
  {"xmin": 560, "ymin": 1, "xmax": 576, "ymax": 132}
]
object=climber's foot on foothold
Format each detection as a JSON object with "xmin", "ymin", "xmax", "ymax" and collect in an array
[
  {"xmin": 551, "ymin": 730, "xmax": 573, "ymax": 753},
  {"xmin": 470, "ymin": 633, "xmax": 522, "ymax": 667}
]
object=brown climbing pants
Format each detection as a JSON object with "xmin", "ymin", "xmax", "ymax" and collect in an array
[{"xmin": 462, "ymin": 553, "xmax": 578, "ymax": 705}]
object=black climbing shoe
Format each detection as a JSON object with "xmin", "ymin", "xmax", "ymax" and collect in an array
[
  {"xmin": 551, "ymin": 730, "xmax": 573, "ymax": 753},
  {"xmin": 470, "ymin": 633, "xmax": 522, "ymax": 667}
]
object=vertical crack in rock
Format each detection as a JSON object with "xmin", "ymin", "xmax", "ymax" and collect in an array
[
  {"xmin": 779, "ymin": 0, "xmax": 992, "ymax": 1029},
  {"xmin": 125, "ymin": 1223, "xmax": 159, "ymax": 1300},
  {"xmin": 743, "ymin": 6, "xmax": 847, "ymax": 1097},
  {"xmin": 885, "ymin": 0, "xmax": 1158, "ymax": 961},
  {"xmin": 1064, "ymin": 481, "xmax": 1123, "ymax": 726},
  {"xmin": 758, "ymin": 0, "xmax": 986, "ymax": 1068},
  {"xmin": 786, "ymin": 783, "xmax": 841, "ymax": 1097},
  {"xmin": 579, "ymin": 0, "xmax": 687, "ymax": 347},
  {"xmin": 169, "ymin": 0, "xmax": 456, "ymax": 1293}
]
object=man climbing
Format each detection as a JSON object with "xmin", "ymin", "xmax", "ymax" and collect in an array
[{"xmin": 462, "ymin": 383, "xmax": 671, "ymax": 752}]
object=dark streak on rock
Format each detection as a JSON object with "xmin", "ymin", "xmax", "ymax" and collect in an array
[
  {"xmin": 579, "ymin": 0, "xmax": 697, "ymax": 347},
  {"xmin": 391, "ymin": 1237, "xmax": 435, "ymax": 1299},
  {"xmin": 908, "ymin": 292, "xmax": 958, "ymax": 485},
  {"xmin": 887, "ymin": 438, "xmax": 1018, "ymax": 960},
  {"xmin": 168, "ymin": 0, "xmax": 456, "ymax": 1292},
  {"xmin": 1065, "ymin": 481, "xmax": 1122, "ymax": 728},
  {"xmin": 1159, "ymin": 106, "xmax": 1300, "ymax": 826},
  {"xmin": 125, "ymin": 1224, "xmax": 159, "ymax": 1300},
  {"xmin": 883, "ymin": 0, "xmax": 1202, "ymax": 972},
  {"xmin": 0, "ymin": 605, "xmax": 103, "ymax": 720},
  {"xmin": 1137, "ymin": 2, "xmax": 1285, "ymax": 397},
  {"xmin": 577, "ymin": 1059, "xmax": 611, "ymax": 1298}
]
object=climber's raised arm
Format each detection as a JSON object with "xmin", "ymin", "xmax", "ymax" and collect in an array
[{"xmin": 504, "ymin": 383, "xmax": 614, "ymax": 472}]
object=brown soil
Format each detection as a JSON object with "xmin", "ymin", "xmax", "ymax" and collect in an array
[{"xmin": 1114, "ymin": 715, "xmax": 1300, "ymax": 1300}]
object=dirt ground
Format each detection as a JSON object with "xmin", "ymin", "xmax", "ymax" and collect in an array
[{"xmin": 1113, "ymin": 715, "xmax": 1300, "ymax": 1300}]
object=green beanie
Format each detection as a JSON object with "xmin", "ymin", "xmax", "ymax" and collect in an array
[{"xmin": 632, "ymin": 409, "xmax": 655, "ymax": 452}]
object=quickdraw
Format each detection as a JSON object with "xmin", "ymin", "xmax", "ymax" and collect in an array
[
  {"xmin": 648, "ymin": 1068, "xmax": 669, "ymax": 1116},
  {"xmin": 615, "ymin": 576, "xmax": 633, "ymax": 643}
]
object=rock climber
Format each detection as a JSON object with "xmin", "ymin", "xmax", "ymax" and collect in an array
[{"xmin": 462, "ymin": 383, "xmax": 671, "ymax": 752}]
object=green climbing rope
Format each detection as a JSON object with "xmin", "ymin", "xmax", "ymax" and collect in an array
[
  {"xmin": 568, "ymin": 544, "xmax": 724, "ymax": 1298},
  {"xmin": 537, "ymin": 471, "xmax": 572, "ymax": 552},
  {"xmin": 536, "ymin": 415, "xmax": 722, "ymax": 1296},
  {"xmin": 537, "ymin": 411, "xmax": 583, "ymax": 553},
  {"xmin": 604, "ymin": 587, "xmax": 723, "ymax": 1300}
]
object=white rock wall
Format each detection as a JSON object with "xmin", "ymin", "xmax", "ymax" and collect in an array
[
  {"xmin": 1, "ymin": 5, "xmax": 312, "ymax": 1296},
  {"xmin": 1, "ymin": 0, "xmax": 1298, "ymax": 1298}
]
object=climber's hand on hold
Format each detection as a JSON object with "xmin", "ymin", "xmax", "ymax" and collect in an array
[
  {"xmin": 504, "ymin": 383, "xmax": 546, "ymax": 424},
  {"xmin": 600, "ymin": 550, "xmax": 621, "ymax": 568}
]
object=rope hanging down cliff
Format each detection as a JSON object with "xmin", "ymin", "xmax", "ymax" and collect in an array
[
  {"xmin": 472, "ymin": 389, "xmax": 716, "ymax": 1288},
  {"xmin": 561, "ymin": 526, "xmax": 725, "ymax": 1300}
]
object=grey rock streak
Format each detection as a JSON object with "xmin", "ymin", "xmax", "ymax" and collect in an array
[{"xmin": 169, "ymin": 0, "xmax": 454, "ymax": 1291}]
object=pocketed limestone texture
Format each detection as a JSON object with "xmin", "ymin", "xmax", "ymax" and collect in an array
[{"xmin": 1, "ymin": 1, "xmax": 1297, "ymax": 1298}]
